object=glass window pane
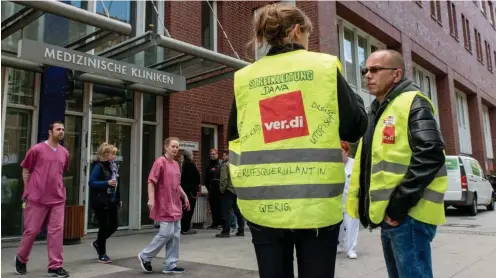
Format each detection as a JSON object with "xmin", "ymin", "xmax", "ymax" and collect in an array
[
  {"xmin": 1, "ymin": 108, "xmax": 32, "ymax": 237},
  {"xmin": 143, "ymin": 94, "xmax": 157, "ymax": 122},
  {"xmin": 63, "ymin": 115, "xmax": 82, "ymax": 205},
  {"xmin": 95, "ymin": 1, "xmax": 134, "ymax": 52},
  {"xmin": 1, "ymin": 2, "xmax": 90, "ymax": 52},
  {"xmin": 96, "ymin": 1, "xmax": 132, "ymax": 23},
  {"xmin": 202, "ymin": 1, "xmax": 214, "ymax": 50},
  {"xmin": 65, "ymin": 81, "xmax": 84, "ymax": 112},
  {"xmin": 425, "ymin": 76, "xmax": 432, "ymax": 99},
  {"xmin": 371, "ymin": 45, "xmax": 378, "ymax": 54},
  {"xmin": 92, "ymin": 85, "xmax": 134, "ymax": 119},
  {"xmin": 358, "ymin": 36, "xmax": 368, "ymax": 90},
  {"xmin": 141, "ymin": 125, "xmax": 156, "ymax": 225},
  {"xmin": 143, "ymin": 2, "xmax": 164, "ymax": 67},
  {"xmin": 418, "ymin": 71, "xmax": 425, "ymax": 91},
  {"xmin": 343, "ymin": 28, "xmax": 357, "ymax": 86},
  {"xmin": 7, "ymin": 68, "xmax": 35, "ymax": 106}
]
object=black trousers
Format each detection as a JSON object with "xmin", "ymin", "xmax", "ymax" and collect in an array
[
  {"xmin": 248, "ymin": 221, "xmax": 341, "ymax": 278},
  {"xmin": 181, "ymin": 193, "xmax": 197, "ymax": 232},
  {"xmin": 221, "ymin": 191, "xmax": 244, "ymax": 233},
  {"xmin": 94, "ymin": 204, "xmax": 119, "ymax": 256},
  {"xmin": 208, "ymin": 193, "xmax": 224, "ymax": 226}
]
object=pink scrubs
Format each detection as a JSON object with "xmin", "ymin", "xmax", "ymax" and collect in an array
[{"xmin": 17, "ymin": 142, "xmax": 69, "ymax": 269}]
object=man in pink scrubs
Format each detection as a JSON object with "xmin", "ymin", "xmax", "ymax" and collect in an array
[{"xmin": 15, "ymin": 121, "xmax": 70, "ymax": 277}]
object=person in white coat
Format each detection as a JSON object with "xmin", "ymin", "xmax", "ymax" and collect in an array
[{"xmin": 338, "ymin": 141, "xmax": 360, "ymax": 259}]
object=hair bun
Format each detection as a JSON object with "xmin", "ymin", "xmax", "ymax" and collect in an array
[{"xmin": 252, "ymin": 3, "xmax": 312, "ymax": 48}]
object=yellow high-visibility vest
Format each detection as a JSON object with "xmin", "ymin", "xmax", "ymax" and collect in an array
[
  {"xmin": 229, "ymin": 49, "xmax": 345, "ymax": 229},
  {"xmin": 346, "ymin": 91, "xmax": 448, "ymax": 226}
]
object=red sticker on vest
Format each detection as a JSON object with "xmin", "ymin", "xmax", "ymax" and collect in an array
[
  {"xmin": 382, "ymin": 116, "xmax": 395, "ymax": 144},
  {"xmin": 259, "ymin": 91, "xmax": 309, "ymax": 144}
]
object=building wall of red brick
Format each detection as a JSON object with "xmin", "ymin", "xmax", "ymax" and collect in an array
[
  {"xmin": 333, "ymin": 0, "xmax": 496, "ymax": 172},
  {"xmin": 490, "ymin": 107, "xmax": 496, "ymax": 173},
  {"xmin": 164, "ymin": 0, "xmax": 496, "ymax": 178}
]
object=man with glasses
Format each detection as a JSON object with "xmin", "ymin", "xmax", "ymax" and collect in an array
[{"xmin": 346, "ymin": 50, "xmax": 447, "ymax": 278}]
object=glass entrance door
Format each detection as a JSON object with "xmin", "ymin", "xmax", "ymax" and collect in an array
[{"xmin": 88, "ymin": 120, "xmax": 131, "ymax": 229}]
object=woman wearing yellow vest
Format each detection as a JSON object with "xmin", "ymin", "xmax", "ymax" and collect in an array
[{"xmin": 227, "ymin": 3, "xmax": 367, "ymax": 278}]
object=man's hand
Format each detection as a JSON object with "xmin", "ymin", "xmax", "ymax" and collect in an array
[
  {"xmin": 183, "ymin": 198, "xmax": 191, "ymax": 211},
  {"xmin": 384, "ymin": 214, "xmax": 400, "ymax": 227},
  {"xmin": 120, "ymin": 201, "xmax": 123, "ymax": 210},
  {"xmin": 147, "ymin": 199, "xmax": 154, "ymax": 211}
]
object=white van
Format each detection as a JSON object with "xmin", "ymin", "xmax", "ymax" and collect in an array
[{"xmin": 444, "ymin": 155, "xmax": 495, "ymax": 216}]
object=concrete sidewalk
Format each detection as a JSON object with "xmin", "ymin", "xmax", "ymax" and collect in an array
[{"xmin": 2, "ymin": 221, "xmax": 496, "ymax": 278}]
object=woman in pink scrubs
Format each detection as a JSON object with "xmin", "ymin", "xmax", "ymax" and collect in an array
[{"xmin": 138, "ymin": 137, "xmax": 191, "ymax": 274}]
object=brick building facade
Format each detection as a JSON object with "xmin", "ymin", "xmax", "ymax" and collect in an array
[{"xmin": 166, "ymin": 0, "xmax": 496, "ymax": 176}]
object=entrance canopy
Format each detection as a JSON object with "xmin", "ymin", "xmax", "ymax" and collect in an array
[
  {"xmin": 1, "ymin": 0, "xmax": 250, "ymax": 95},
  {"xmin": 91, "ymin": 31, "xmax": 250, "ymax": 92},
  {"xmin": 2, "ymin": 0, "xmax": 131, "ymax": 52}
]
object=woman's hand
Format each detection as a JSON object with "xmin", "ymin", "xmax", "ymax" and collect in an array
[
  {"xmin": 183, "ymin": 198, "xmax": 191, "ymax": 211},
  {"xmin": 108, "ymin": 179, "xmax": 117, "ymax": 187},
  {"xmin": 147, "ymin": 199, "xmax": 154, "ymax": 211}
]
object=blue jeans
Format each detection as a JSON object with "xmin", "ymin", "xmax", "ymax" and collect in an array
[{"xmin": 381, "ymin": 216, "xmax": 437, "ymax": 278}]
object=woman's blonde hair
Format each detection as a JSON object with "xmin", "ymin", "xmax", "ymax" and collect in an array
[
  {"xmin": 97, "ymin": 142, "xmax": 118, "ymax": 161},
  {"xmin": 164, "ymin": 137, "xmax": 180, "ymax": 147},
  {"xmin": 251, "ymin": 3, "xmax": 313, "ymax": 48}
]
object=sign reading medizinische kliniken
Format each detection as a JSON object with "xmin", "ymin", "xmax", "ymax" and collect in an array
[{"xmin": 17, "ymin": 39, "xmax": 186, "ymax": 91}]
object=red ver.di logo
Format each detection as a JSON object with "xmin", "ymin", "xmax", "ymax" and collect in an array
[
  {"xmin": 382, "ymin": 116, "xmax": 395, "ymax": 144},
  {"xmin": 259, "ymin": 91, "xmax": 309, "ymax": 144}
]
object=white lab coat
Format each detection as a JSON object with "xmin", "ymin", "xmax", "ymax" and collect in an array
[{"xmin": 338, "ymin": 158, "xmax": 359, "ymax": 255}]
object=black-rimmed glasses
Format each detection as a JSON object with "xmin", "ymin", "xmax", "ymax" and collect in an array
[{"xmin": 361, "ymin": 66, "xmax": 399, "ymax": 76}]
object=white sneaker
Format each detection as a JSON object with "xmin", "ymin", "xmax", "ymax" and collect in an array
[
  {"xmin": 337, "ymin": 246, "xmax": 345, "ymax": 253},
  {"xmin": 347, "ymin": 252, "xmax": 358, "ymax": 259}
]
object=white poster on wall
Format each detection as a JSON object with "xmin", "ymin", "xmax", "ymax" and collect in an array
[{"xmin": 179, "ymin": 141, "xmax": 199, "ymax": 152}]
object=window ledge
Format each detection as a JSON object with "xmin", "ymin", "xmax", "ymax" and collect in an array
[{"xmin": 450, "ymin": 33, "xmax": 459, "ymax": 42}]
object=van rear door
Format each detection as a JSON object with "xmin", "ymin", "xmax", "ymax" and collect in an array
[{"xmin": 445, "ymin": 156, "xmax": 462, "ymax": 201}]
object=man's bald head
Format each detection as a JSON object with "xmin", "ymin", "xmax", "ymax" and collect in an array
[{"xmin": 370, "ymin": 49, "xmax": 405, "ymax": 78}]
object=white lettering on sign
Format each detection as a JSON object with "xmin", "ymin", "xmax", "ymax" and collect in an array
[
  {"xmin": 43, "ymin": 47, "xmax": 174, "ymax": 85},
  {"xmin": 20, "ymin": 39, "xmax": 186, "ymax": 91},
  {"xmin": 264, "ymin": 116, "xmax": 304, "ymax": 131},
  {"xmin": 45, "ymin": 48, "xmax": 130, "ymax": 75}
]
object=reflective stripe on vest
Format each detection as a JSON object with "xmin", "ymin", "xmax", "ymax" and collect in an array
[
  {"xmin": 235, "ymin": 183, "xmax": 345, "ymax": 200},
  {"xmin": 231, "ymin": 50, "xmax": 345, "ymax": 229},
  {"xmin": 235, "ymin": 148, "xmax": 342, "ymax": 165}
]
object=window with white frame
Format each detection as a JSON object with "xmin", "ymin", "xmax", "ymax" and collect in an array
[
  {"xmin": 337, "ymin": 18, "xmax": 387, "ymax": 113},
  {"xmin": 482, "ymin": 105, "xmax": 494, "ymax": 159},
  {"xmin": 253, "ymin": 1, "xmax": 297, "ymax": 60},
  {"xmin": 201, "ymin": 1, "xmax": 218, "ymax": 52},
  {"xmin": 455, "ymin": 90, "xmax": 472, "ymax": 154},
  {"xmin": 412, "ymin": 64, "xmax": 440, "ymax": 124}
]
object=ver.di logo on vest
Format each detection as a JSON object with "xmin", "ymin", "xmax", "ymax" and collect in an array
[
  {"xmin": 382, "ymin": 115, "xmax": 395, "ymax": 144},
  {"xmin": 259, "ymin": 91, "xmax": 309, "ymax": 144}
]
